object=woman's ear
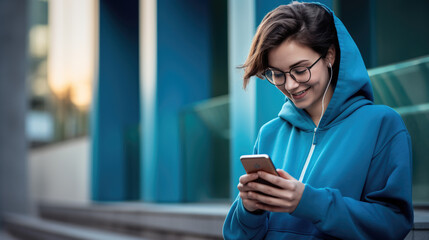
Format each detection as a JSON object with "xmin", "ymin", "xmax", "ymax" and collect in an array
[{"xmin": 325, "ymin": 44, "xmax": 336, "ymax": 66}]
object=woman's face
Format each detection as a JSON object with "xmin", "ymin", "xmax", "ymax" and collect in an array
[{"xmin": 267, "ymin": 39, "xmax": 334, "ymax": 118}]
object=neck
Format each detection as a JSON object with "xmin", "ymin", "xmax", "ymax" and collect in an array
[{"xmin": 307, "ymin": 87, "xmax": 334, "ymax": 127}]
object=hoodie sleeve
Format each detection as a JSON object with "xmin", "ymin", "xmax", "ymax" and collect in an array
[
  {"xmin": 222, "ymin": 196, "xmax": 269, "ymax": 239},
  {"xmin": 291, "ymin": 130, "xmax": 414, "ymax": 239},
  {"xmin": 223, "ymin": 133, "xmax": 270, "ymax": 239}
]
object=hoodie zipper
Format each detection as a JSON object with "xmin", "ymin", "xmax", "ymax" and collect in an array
[{"xmin": 298, "ymin": 127, "xmax": 317, "ymax": 182}]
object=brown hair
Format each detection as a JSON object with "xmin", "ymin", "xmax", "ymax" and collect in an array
[{"xmin": 241, "ymin": 2, "xmax": 340, "ymax": 88}]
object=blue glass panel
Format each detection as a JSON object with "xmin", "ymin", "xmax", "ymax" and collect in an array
[{"xmin": 369, "ymin": 55, "xmax": 429, "ymax": 205}]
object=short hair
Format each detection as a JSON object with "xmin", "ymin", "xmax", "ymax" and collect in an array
[{"xmin": 241, "ymin": 2, "xmax": 340, "ymax": 88}]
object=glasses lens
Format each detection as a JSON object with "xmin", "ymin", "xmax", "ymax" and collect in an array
[
  {"xmin": 265, "ymin": 69, "xmax": 285, "ymax": 85},
  {"xmin": 290, "ymin": 67, "xmax": 310, "ymax": 83}
]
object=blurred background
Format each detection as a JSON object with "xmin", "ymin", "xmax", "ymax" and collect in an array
[{"xmin": 1, "ymin": 0, "xmax": 428, "ymax": 239}]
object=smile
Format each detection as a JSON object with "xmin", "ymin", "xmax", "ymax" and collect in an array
[{"xmin": 291, "ymin": 87, "xmax": 311, "ymax": 98}]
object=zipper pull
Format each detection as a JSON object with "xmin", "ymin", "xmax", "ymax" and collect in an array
[{"xmin": 312, "ymin": 128, "xmax": 317, "ymax": 145}]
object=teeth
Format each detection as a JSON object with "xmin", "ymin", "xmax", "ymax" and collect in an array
[{"xmin": 294, "ymin": 90, "xmax": 306, "ymax": 95}]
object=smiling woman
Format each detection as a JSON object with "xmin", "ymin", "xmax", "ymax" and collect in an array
[
  {"xmin": 267, "ymin": 40, "xmax": 334, "ymax": 125},
  {"xmin": 223, "ymin": 2, "xmax": 414, "ymax": 239}
]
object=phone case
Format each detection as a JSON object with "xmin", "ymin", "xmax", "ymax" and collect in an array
[
  {"xmin": 240, "ymin": 154, "xmax": 279, "ymax": 176},
  {"xmin": 240, "ymin": 154, "xmax": 280, "ymax": 189}
]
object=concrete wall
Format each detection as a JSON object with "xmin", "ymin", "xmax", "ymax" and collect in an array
[{"xmin": 29, "ymin": 137, "xmax": 90, "ymax": 204}]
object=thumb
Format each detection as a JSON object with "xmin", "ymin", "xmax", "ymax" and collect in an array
[{"xmin": 277, "ymin": 169, "xmax": 296, "ymax": 180}]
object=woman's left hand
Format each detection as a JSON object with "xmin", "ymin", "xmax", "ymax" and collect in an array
[{"xmin": 247, "ymin": 169, "xmax": 305, "ymax": 213}]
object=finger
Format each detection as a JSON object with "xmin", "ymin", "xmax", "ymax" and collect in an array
[
  {"xmin": 258, "ymin": 170, "xmax": 299, "ymax": 191},
  {"xmin": 248, "ymin": 190, "xmax": 285, "ymax": 207},
  {"xmin": 248, "ymin": 190, "xmax": 299, "ymax": 213},
  {"xmin": 239, "ymin": 173, "xmax": 259, "ymax": 184},
  {"xmin": 249, "ymin": 180, "xmax": 302, "ymax": 205},
  {"xmin": 276, "ymin": 169, "xmax": 296, "ymax": 180},
  {"xmin": 239, "ymin": 191, "xmax": 253, "ymax": 200},
  {"xmin": 237, "ymin": 182, "xmax": 258, "ymax": 192},
  {"xmin": 247, "ymin": 182, "xmax": 284, "ymax": 198},
  {"xmin": 239, "ymin": 190, "xmax": 255, "ymax": 200},
  {"xmin": 242, "ymin": 198, "xmax": 260, "ymax": 212},
  {"xmin": 242, "ymin": 191, "xmax": 262, "ymax": 202},
  {"xmin": 257, "ymin": 171, "xmax": 285, "ymax": 188}
]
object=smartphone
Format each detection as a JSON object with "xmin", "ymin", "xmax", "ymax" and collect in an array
[{"xmin": 240, "ymin": 154, "xmax": 280, "ymax": 189}]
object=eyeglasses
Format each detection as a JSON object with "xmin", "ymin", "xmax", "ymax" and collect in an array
[{"xmin": 263, "ymin": 55, "xmax": 323, "ymax": 86}]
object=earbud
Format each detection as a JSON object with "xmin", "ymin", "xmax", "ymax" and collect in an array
[{"xmin": 329, "ymin": 62, "xmax": 332, "ymax": 69}]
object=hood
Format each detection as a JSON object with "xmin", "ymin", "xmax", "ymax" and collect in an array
[{"xmin": 278, "ymin": 2, "xmax": 374, "ymax": 131}]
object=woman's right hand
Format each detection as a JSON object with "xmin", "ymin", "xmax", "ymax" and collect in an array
[{"xmin": 237, "ymin": 173, "xmax": 261, "ymax": 212}]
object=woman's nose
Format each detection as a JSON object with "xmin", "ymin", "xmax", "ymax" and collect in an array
[{"xmin": 284, "ymin": 74, "xmax": 300, "ymax": 91}]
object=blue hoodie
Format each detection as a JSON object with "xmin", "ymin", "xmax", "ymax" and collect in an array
[{"xmin": 223, "ymin": 3, "xmax": 413, "ymax": 240}]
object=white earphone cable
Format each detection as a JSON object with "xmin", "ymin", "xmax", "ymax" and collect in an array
[{"xmin": 318, "ymin": 63, "xmax": 333, "ymax": 126}]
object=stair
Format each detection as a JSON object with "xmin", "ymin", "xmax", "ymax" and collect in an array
[
  {"xmin": 37, "ymin": 202, "xmax": 228, "ymax": 240},
  {"xmin": 2, "ymin": 213, "xmax": 145, "ymax": 240},
  {"xmin": 0, "ymin": 229, "xmax": 19, "ymax": 240},
  {"xmin": 3, "ymin": 202, "xmax": 228, "ymax": 240},
  {"xmin": 6, "ymin": 201, "xmax": 426, "ymax": 239},
  {"xmin": 2, "ymin": 202, "xmax": 229, "ymax": 240}
]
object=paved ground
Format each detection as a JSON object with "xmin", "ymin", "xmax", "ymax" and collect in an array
[{"xmin": 0, "ymin": 230, "xmax": 18, "ymax": 240}]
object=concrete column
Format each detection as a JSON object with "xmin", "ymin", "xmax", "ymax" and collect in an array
[
  {"xmin": 91, "ymin": 0, "xmax": 140, "ymax": 201},
  {"xmin": 140, "ymin": 0, "xmax": 212, "ymax": 202},
  {"xmin": 0, "ymin": 0, "xmax": 30, "ymax": 217}
]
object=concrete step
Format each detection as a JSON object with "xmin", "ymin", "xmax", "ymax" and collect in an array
[
  {"xmin": 2, "ymin": 213, "xmax": 145, "ymax": 240},
  {"xmin": 38, "ymin": 202, "xmax": 429, "ymax": 240},
  {"xmin": 38, "ymin": 202, "xmax": 229, "ymax": 240},
  {"xmin": 0, "ymin": 229, "xmax": 19, "ymax": 240}
]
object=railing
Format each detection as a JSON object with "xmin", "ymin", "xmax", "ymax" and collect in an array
[
  {"xmin": 369, "ymin": 55, "xmax": 429, "ymax": 206},
  {"xmin": 180, "ymin": 95, "xmax": 230, "ymax": 202}
]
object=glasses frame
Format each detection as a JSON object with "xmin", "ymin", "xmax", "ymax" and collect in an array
[{"xmin": 264, "ymin": 55, "xmax": 324, "ymax": 86}]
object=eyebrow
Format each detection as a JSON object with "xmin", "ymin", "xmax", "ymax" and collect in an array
[{"xmin": 268, "ymin": 59, "xmax": 309, "ymax": 71}]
